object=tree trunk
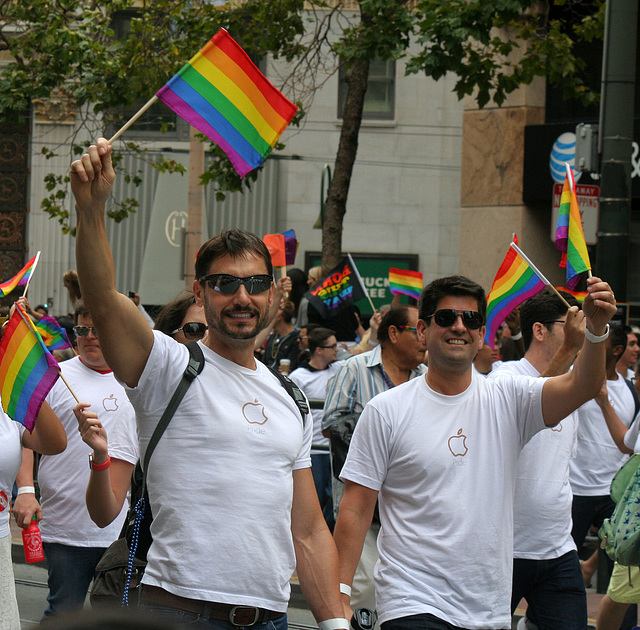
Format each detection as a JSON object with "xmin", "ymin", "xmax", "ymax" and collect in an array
[{"xmin": 321, "ymin": 56, "xmax": 369, "ymax": 272}]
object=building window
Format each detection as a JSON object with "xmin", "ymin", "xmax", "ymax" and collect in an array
[{"xmin": 338, "ymin": 57, "xmax": 395, "ymax": 120}]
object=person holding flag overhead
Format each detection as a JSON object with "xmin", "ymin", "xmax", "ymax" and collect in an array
[
  {"xmin": 333, "ymin": 273, "xmax": 617, "ymax": 630},
  {"xmin": 69, "ymin": 138, "xmax": 347, "ymax": 629}
]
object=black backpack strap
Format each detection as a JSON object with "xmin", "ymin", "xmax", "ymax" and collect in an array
[
  {"xmin": 268, "ymin": 366, "xmax": 309, "ymax": 423},
  {"xmin": 142, "ymin": 342, "xmax": 205, "ymax": 482},
  {"xmin": 624, "ymin": 377, "xmax": 640, "ymax": 424}
]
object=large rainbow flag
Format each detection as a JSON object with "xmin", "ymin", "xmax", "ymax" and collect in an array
[
  {"xmin": 0, "ymin": 254, "xmax": 38, "ymax": 298},
  {"xmin": 389, "ymin": 268, "xmax": 423, "ymax": 300},
  {"xmin": 554, "ymin": 165, "xmax": 591, "ymax": 289},
  {"xmin": 484, "ymin": 243, "xmax": 547, "ymax": 347},
  {"xmin": 156, "ymin": 28, "xmax": 298, "ymax": 178},
  {"xmin": 0, "ymin": 304, "xmax": 59, "ymax": 431},
  {"xmin": 34, "ymin": 316, "xmax": 73, "ymax": 352}
]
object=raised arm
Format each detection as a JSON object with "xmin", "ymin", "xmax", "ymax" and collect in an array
[
  {"xmin": 540, "ymin": 306, "xmax": 585, "ymax": 377},
  {"xmin": 71, "ymin": 138, "xmax": 153, "ymax": 387},
  {"xmin": 541, "ymin": 277, "xmax": 617, "ymax": 426},
  {"xmin": 595, "ymin": 382, "xmax": 635, "ymax": 454},
  {"xmin": 74, "ymin": 402, "xmax": 134, "ymax": 527}
]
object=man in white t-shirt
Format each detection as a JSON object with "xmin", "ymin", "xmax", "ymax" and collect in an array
[
  {"xmin": 13, "ymin": 299, "xmax": 128, "ymax": 619},
  {"xmin": 489, "ymin": 290, "xmax": 587, "ymax": 630},
  {"xmin": 615, "ymin": 326, "xmax": 639, "ymax": 381},
  {"xmin": 333, "ymin": 274, "xmax": 616, "ymax": 630},
  {"xmin": 290, "ymin": 327, "xmax": 343, "ymax": 530},
  {"xmin": 70, "ymin": 139, "xmax": 346, "ymax": 630}
]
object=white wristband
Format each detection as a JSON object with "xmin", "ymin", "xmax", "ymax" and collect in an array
[
  {"xmin": 584, "ymin": 323, "xmax": 610, "ymax": 344},
  {"xmin": 318, "ymin": 619, "xmax": 349, "ymax": 630},
  {"xmin": 339, "ymin": 583, "xmax": 352, "ymax": 597},
  {"xmin": 17, "ymin": 486, "xmax": 35, "ymax": 496},
  {"xmin": 510, "ymin": 331, "xmax": 522, "ymax": 340}
]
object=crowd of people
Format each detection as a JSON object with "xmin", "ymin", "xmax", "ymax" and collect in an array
[{"xmin": 0, "ymin": 137, "xmax": 636, "ymax": 630}]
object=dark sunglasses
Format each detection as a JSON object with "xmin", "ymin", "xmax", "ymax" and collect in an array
[
  {"xmin": 426, "ymin": 309, "xmax": 484, "ymax": 330},
  {"xmin": 200, "ymin": 273, "xmax": 273, "ymax": 295},
  {"xmin": 74, "ymin": 325, "xmax": 98, "ymax": 337},
  {"xmin": 171, "ymin": 322, "xmax": 208, "ymax": 340},
  {"xmin": 319, "ymin": 343, "xmax": 338, "ymax": 349}
]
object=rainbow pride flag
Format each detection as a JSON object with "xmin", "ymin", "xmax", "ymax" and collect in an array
[
  {"xmin": 0, "ymin": 254, "xmax": 38, "ymax": 298},
  {"xmin": 0, "ymin": 304, "xmax": 59, "ymax": 431},
  {"xmin": 556, "ymin": 286, "xmax": 587, "ymax": 303},
  {"xmin": 282, "ymin": 229, "xmax": 298, "ymax": 266},
  {"xmin": 555, "ymin": 165, "xmax": 591, "ymax": 289},
  {"xmin": 156, "ymin": 28, "xmax": 298, "ymax": 178},
  {"xmin": 484, "ymin": 243, "xmax": 547, "ymax": 347},
  {"xmin": 34, "ymin": 316, "xmax": 73, "ymax": 352},
  {"xmin": 389, "ymin": 268, "xmax": 423, "ymax": 300}
]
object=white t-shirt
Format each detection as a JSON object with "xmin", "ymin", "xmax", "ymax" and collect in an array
[
  {"xmin": 490, "ymin": 358, "xmax": 577, "ymax": 559},
  {"xmin": 108, "ymin": 400, "xmax": 138, "ymax": 465},
  {"xmin": 124, "ymin": 331, "xmax": 312, "ymax": 610},
  {"xmin": 0, "ymin": 409, "xmax": 24, "ymax": 537},
  {"xmin": 340, "ymin": 373, "xmax": 546, "ymax": 630},
  {"xmin": 39, "ymin": 357, "xmax": 129, "ymax": 546},
  {"xmin": 569, "ymin": 375, "xmax": 637, "ymax": 496},
  {"xmin": 290, "ymin": 361, "xmax": 343, "ymax": 454}
]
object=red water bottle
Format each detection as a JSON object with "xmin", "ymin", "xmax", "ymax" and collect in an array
[{"xmin": 22, "ymin": 515, "xmax": 44, "ymax": 563}]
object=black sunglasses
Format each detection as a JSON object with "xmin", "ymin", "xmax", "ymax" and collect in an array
[
  {"xmin": 171, "ymin": 322, "xmax": 208, "ymax": 340},
  {"xmin": 200, "ymin": 273, "xmax": 273, "ymax": 295},
  {"xmin": 426, "ymin": 309, "xmax": 484, "ymax": 330},
  {"xmin": 73, "ymin": 325, "xmax": 98, "ymax": 337}
]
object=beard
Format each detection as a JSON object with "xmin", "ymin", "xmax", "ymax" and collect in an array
[{"xmin": 204, "ymin": 302, "xmax": 269, "ymax": 340}]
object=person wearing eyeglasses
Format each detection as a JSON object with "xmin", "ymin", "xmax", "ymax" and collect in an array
[
  {"xmin": 488, "ymin": 290, "xmax": 588, "ymax": 630},
  {"xmin": 14, "ymin": 299, "xmax": 129, "ymax": 620},
  {"xmin": 322, "ymin": 306, "xmax": 427, "ymax": 615},
  {"xmin": 333, "ymin": 274, "xmax": 617, "ymax": 630},
  {"xmin": 289, "ymin": 327, "xmax": 344, "ymax": 531},
  {"xmin": 69, "ymin": 139, "xmax": 347, "ymax": 630}
]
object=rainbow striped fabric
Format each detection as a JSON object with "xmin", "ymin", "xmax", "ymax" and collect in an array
[
  {"xmin": 0, "ymin": 304, "xmax": 59, "ymax": 431},
  {"xmin": 556, "ymin": 286, "xmax": 587, "ymax": 303},
  {"xmin": 389, "ymin": 268, "xmax": 423, "ymax": 300},
  {"xmin": 34, "ymin": 316, "xmax": 73, "ymax": 352},
  {"xmin": 484, "ymin": 243, "xmax": 546, "ymax": 347},
  {"xmin": 156, "ymin": 28, "xmax": 298, "ymax": 178},
  {"xmin": 555, "ymin": 166, "xmax": 591, "ymax": 289},
  {"xmin": 0, "ymin": 254, "xmax": 38, "ymax": 298}
]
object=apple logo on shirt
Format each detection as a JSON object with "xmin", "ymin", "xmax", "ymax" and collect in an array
[
  {"xmin": 448, "ymin": 428, "xmax": 469, "ymax": 457},
  {"xmin": 243, "ymin": 400, "xmax": 268, "ymax": 425},
  {"xmin": 102, "ymin": 395, "xmax": 119, "ymax": 412}
]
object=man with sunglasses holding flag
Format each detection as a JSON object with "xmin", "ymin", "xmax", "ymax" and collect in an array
[
  {"xmin": 333, "ymin": 275, "xmax": 617, "ymax": 630},
  {"xmin": 69, "ymin": 139, "xmax": 346, "ymax": 630}
]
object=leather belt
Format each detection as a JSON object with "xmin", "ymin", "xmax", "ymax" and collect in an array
[{"xmin": 141, "ymin": 585, "xmax": 285, "ymax": 626}]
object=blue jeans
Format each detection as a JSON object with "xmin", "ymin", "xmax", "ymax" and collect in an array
[
  {"xmin": 511, "ymin": 550, "xmax": 587, "ymax": 630},
  {"xmin": 41, "ymin": 542, "xmax": 107, "ymax": 620},
  {"xmin": 311, "ymin": 453, "xmax": 334, "ymax": 531},
  {"xmin": 381, "ymin": 613, "xmax": 470, "ymax": 630},
  {"xmin": 142, "ymin": 605, "xmax": 288, "ymax": 630}
]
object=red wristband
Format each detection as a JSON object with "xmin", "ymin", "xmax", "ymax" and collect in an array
[{"xmin": 89, "ymin": 453, "xmax": 111, "ymax": 471}]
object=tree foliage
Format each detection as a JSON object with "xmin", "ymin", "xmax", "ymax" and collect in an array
[{"xmin": 0, "ymin": 0, "xmax": 603, "ymax": 257}]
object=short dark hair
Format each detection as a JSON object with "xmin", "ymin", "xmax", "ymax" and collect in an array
[
  {"xmin": 154, "ymin": 292, "xmax": 197, "ymax": 336},
  {"xmin": 419, "ymin": 276, "xmax": 487, "ymax": 323},
  {"xmin": 309, "ymin": 327, "xmax": 335, "ymax": 354},
  {"xmin": 73, "ymin": 298, "xmax": 90, "ymax": 322},
  {"xmin": 378, "ymin": 306, "xmax": 416, "ymax": 345},
  {"xmin": 280, "ymin": 300, "xmax": 296, "ymax": 324},
  {"xmin": 300, "ymin": 323, "xmax": 319, "ymax": 335},
  {"xmin": 519, "ymin": 290, "xmax": 578, "ymax": 351},
  {"xmin": 610, "ymin": 322, "xmax": 628, "ymax": 353},
  {"xmin": 195, "ymin": 229, "xmax": 273, "ymax": 281}
]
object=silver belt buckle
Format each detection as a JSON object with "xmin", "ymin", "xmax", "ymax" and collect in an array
[{"xmin": 229, "ymin": 606, "xmax": 261, "ymax": 627}]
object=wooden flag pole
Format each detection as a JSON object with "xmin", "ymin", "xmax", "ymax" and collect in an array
[
  {"xmin": 511, "ymin": 243, "xmax": 572, "ymax": 309},
  {"xmin": 57, "ymin": 369, "xmax": 80, "ymax": 404},
  {"xmin": 347, "ymin": 253, "xmax": 376, "ymax": 313},
  {"xmin": 108, "ymin": 95, "xmax": 159, "ymax": 144},
  {"xmin": 22, "ymin": 251, "xmax": 41, "ymax": 300}
]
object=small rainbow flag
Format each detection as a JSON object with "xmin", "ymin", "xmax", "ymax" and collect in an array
[
  {"xmin": 34, "ymin": 316, "xmax": 73, "ymax": 352},
  {"xmin": 389, "ymin": 268, "xmax": 423, "ymax": 300},
  {"xmin": 555, "ymin": 165, "xmax": 591, "ymax": 289},
  {"xmin": 484, "ymin": 242, "xmax": 547, "ymax": 348},
  {"xmin": 282, "ymin": 229, "xmax": 298, "ymax": 266},
  {"xmin": 0, "ymin": 304, "xmax": 59, "ymax": 431},
  {"xmin": 156, "ymin": 28, "xmax": 298, "ymax": 178},
  {"xmin": 556, "ymin": 286, "xmax": 587, "ymax": 303},
  {"xmin": 0, "ymin": 254, "xmax": 38, "ymax": 298},
  {"xmin": 263, "ymin": 233, "xmax": 287, "ymax": 268}
]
